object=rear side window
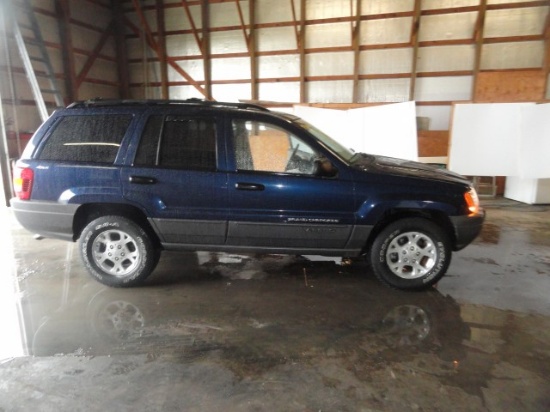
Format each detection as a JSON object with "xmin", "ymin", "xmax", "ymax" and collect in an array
[
  {"xmin": 135, "ymin": 115, "xmax": 217, "ymax": 170},
  {"xmin": 38, "ymin": 115, "xmax": 132, "ymax": 163}
]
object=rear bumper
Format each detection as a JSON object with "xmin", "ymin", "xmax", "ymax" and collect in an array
[
  {"xmin": 10, "ymin": 198, "xmax": 79, "ymax": 241},
  {"xmin": 450, "ymin": 209, "xmax": 486, "ymax": 250}
]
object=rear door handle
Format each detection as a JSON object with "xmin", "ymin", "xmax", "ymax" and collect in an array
[
  {"xmin": 129, "ymin": 175, "xmax": 157, "ymax": 184},
  {"xmin": 235, "ymin": 182, "xmax": 265, "ymax": 191}
]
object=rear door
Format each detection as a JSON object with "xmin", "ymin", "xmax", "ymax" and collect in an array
[
  {"xmin": 225, "ymin": 114, "xmax": 357, "ymax": 252},
  {"xmin": 121, "ymin": 110, "xmax": 228, "ymax": 245}
]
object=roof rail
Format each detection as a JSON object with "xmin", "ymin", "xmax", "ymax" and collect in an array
[{"xmin": 66, "ymin": 98, "xmax": 270, "ymax": 112}]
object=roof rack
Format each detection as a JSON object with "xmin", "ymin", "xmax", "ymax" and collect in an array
[{"xmin": 66, "ymin": 98, "xmax": 270, "ymax": 112}]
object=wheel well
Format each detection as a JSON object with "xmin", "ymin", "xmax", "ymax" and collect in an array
[
  {"xmin": 363, "ymin": 209, "xmax": 455, "ymax": 254},
  {"xmin": 72, "ymin": 203, "xmax": 161, "ymax": 247}
]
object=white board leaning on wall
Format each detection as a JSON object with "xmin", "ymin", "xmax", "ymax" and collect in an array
[{"xmin": 293, "ymin": 101, "xmax": 418, "ymax": 162}]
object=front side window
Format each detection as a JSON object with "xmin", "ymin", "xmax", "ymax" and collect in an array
[
  {"xmin": 39, "ymin": 114, "xmax": 132, "ymax": 163},
  {"xmin": 232, "ymin": 119, "xmax": 318, "ymax": 175},
  {"xmin": 135, "ymin": 115, "xmax": 217, "ymax": 170}
]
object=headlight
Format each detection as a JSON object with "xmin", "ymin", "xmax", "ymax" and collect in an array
[{"xmin": 464, "ymin": 187, "xmax": 480, "ymax": 214}]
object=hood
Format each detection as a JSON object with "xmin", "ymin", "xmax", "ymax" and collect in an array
[{"xmin": 350, "ymin": 154, "xmax": 470, "ymax": 186}]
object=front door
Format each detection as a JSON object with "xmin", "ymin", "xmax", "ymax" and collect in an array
[{"xmin": 226, "ymin": 116, "xmax": 356, "ymax": 253}]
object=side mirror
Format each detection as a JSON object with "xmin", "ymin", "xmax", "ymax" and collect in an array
[{"xmin": 314, "ymin": 157, "xmax": 338, "ymax": 178}]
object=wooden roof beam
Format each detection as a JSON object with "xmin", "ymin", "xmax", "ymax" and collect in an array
[
  {"xmin": 409, "ymin": 0, "xmax": 422, "ymax": 101},
  {"xmin": 472, "ymin": 0, "xmax": 488, "ymax": 101}
]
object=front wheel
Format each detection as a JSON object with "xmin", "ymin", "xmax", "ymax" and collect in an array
[
  {"xmin": 370, "ymin": 218, "xmax": 451, "ymax": 291},
  {"xmin": 79, "ymin": 216, "xmax": 159, "ymax": 287}
]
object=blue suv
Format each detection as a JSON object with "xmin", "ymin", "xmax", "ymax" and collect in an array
[{"xmin": 11, "ymin": 99, "xmax": 484, "ymax": 290}]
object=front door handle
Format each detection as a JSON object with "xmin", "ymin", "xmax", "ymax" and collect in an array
[
  {"xmin": 235, "ymin": 182, "xmax": 265, "ymax": 191},
  {"xmin": 129, "ymin": 175, "xmax": 157, "ymax": 184}
]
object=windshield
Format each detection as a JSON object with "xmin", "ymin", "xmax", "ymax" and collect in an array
[{"xmin": 292, "ymin": 118, "xmax": 356, "ymax": 163}]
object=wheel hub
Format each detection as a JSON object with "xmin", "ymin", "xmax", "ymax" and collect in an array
[
  {"xmin": 92, "ymin": 229, "xmax": 141, "ymax": 277},
  {"xmin": 386, "ymin": 231, "xmax": 437, "ymax": 279}
]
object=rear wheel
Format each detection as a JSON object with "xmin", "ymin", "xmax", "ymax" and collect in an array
[
  {"xmin": 79, "ymin": 216, "xmax": 159, "ymax": 287},
  {"xmin": 370, "ymin": 218, "xmax": 451, "ymax": 290}
]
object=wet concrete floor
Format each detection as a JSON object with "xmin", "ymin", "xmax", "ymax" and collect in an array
[{"xmin": 1, "ymin": 199, "xmax": 549, "ymax": 411}]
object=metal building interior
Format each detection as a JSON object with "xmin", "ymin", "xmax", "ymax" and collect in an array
[{"xmin": 0, "ymin": 0, "xmax": 549, "ymax": 410}]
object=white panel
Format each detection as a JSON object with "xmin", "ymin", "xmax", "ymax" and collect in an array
[
  {"xmin": 211, "ymin": 84, "xmax": 251, "ymax": 103},
  {"xmin": 210, "ymin": 2, "xmax": 245, "ymax": 27},
  {"xmin": 306, "ymin": 0, "xmax": 351, "ymax": 19},
  {"xmin": 87, "ymin": 61, "xmax": 118, "ymax": 83},
  {"xmin": 547, "ymin": 74, "xmax": 550, "ymax": 100},
  {"xmin": 415, "ymin": 106, "xmax": 452, "ymax": 131},
  {"xmin": 258, "ymin": 55, "xmax": 300, "ymax": 79},
  {"xmin": 308, "ymin": 81, "xmax": 353, "ymax": 103},
  {"xmin": 481, "ymin": 42, "xmax": 545, "ymax": 70},
  {"xmin": 210, "ymin": 30, "xmax": 248, "ymax": 55},
  {"xmin": 362, "ymin": 0, "xmax": 414, "ymax": 14},
  {"xmin": 419, "ymin": 13, "xmax": 477, "ymax": 42},
  {"xmin": 358, "ymin": 79, "xmax": 410, "ymax": 103},
  {"xmin": 257, "ymin": 27, "xmax": 297, "ymax": 51},
  {"xmin": 361, "ymin": 18, "xmax": 412, "ymax": 44},
  {"xmin": 166, "ymin": 34, "xmax": 202, "ymax": 57},
  {"xmin": 417, "ymin": 45, "xmax": 475, "ymax": 72},
  {"xmin": 211, "ymin": 57, "xmax": 250, "ymax": 81},
  {"xmin": 448, "ymin": 103, "xmax": 529, "ymax": 176},
  {"xmin": 414, "ymin": 76, "xmax": 472, "ymax": 101},
  {"xmin": 519, "ymin": 104, "xmax": 550, "ymax": 178},
  {"xmin": 79, "ymin": 83, "xmax": 119, "ymax": 100},
  {"xmin": 294, "ymin": 102, "xmax": 418, "ymax": 160},
  {"xmin": 167, "ymin": 60, "xmax": 204, "ymax": 82},
  {"xmin": 307, "ymin": 52, "xmax": 354, "ymax": 76},
  {"xmin": 306, "ymin": 23, "xmax": 351, "ymax": 48},
  {"xmin": 126, "ymin": 38, "xmax": 143, "ymax": 60},
  {"xmin": 505, "ymin": 177, "xmax": 550, "ymax": 204},
  {"xmin": 164, "ymin": 7, "xmax": 193, "ymax": 31},
  {"xmin": 422, "ymin": 0, "xmax": 478, "ymax": 9},
  {"xmin": 169, "ymin": 85, "xmax": 204, "ymax": 100},
  {"xmin": 256, "ymin": 0, "xmax": 294, "ymax": 23},
  {"xmin": 35, "ymin": 15, "xmax": 59, "ymax": 44},
  {"xmin": 293, "ymin": 106, "xmax": 346, "ymax": 145},
  {"xmin": 485, "ymin": 7, "xmax": 548, "ymax": 38},
  {"xmin": 361, "ymin": 48, "xmax": 412, "ymax": 75},
  {"xmin": 349, "ymin": 102, "xmax": 418, "ymax": 160},
  {"xmin": 259, "ymin": 82, "xmax": 300, "ymax": 103},
  {"xmin": 71, "ymin": 1, "xmax": 111, "ymax": 24}
]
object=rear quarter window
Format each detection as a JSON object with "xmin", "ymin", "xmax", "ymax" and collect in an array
[{"xmin": 38, "ymin": 114, "xmax": 132, "ymax": 163}]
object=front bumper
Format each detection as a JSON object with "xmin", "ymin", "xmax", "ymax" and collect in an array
[{"xmin": 450, "ymin": 209, "xmax": 486, "ymax": 250}]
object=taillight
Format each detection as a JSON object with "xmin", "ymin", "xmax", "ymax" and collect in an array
[
  {"xmin": 13, "ymin": 167, "xmax": 34, "ymax": 200},
  {"xmin": 464, "ymin": 187, "xmax": 480, "ymax": 215}
]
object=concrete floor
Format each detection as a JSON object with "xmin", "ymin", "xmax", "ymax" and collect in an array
[{"xmin": 1, "ymin": 199, "xmax": 549, "ymax": 411}]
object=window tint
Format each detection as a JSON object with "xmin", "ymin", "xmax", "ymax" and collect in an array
[
  {"xmin": 134, "ymin": 115, "xmax": 163, "ymax": 166},
  {"xmin": 135, "ymin": 115, "xmax": 217, "ymax": 170},
  {"xmin": 232, "ymin": 119, "xmax": 318, "ymax": 175},
  {"xmin": 39, "ymin": 115, "xmax": 132, "ymax": 163}
]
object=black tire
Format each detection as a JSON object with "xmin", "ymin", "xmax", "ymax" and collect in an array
[
  {"xmin": 370, "ymin": 218, "xmax": 451, "ymax": 291},
  {"xmin": 79, "ymin": 215, "xmax": 160, "ymax": 287}
]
